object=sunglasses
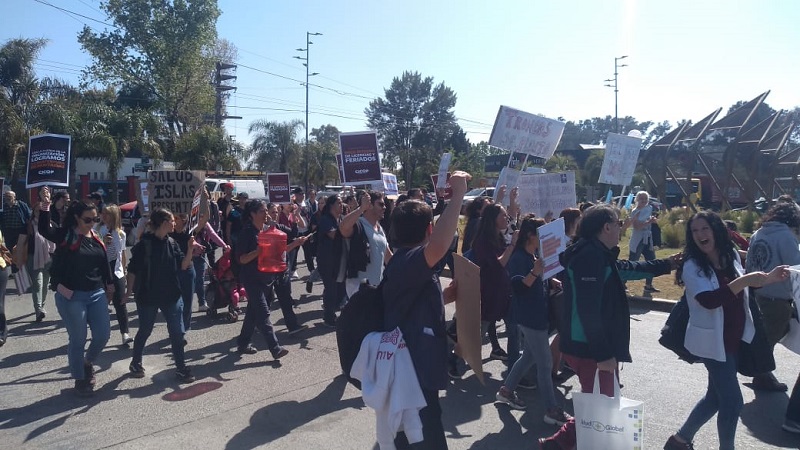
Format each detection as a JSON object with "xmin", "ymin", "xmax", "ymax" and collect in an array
[{"xmin": 81, "ymin": 216, "xmax": 101, "ymax": 224}]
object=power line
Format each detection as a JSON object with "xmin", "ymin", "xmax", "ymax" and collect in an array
[{"xmin": 31, "ymin": 0, "xmax": 113, "ymax": 27}]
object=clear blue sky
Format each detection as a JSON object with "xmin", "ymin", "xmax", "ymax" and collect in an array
[{"xmin": 3, "ymin": 0, "xmax": 799, "ymax": 145}]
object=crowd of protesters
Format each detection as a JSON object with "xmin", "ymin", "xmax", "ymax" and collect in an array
[{"xmin": 0, "ymin": 177, "xmax": 799, "ymax": 450}]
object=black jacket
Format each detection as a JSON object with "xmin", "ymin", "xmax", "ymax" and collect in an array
[{"xmin": 559, "ymin": 237, "xmax": 672, "ymax": 362}]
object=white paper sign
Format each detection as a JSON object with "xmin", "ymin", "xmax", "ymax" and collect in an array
[
  {"xmin": 517, "ymin": 172, "xmax": 577, "ymax": 219},
  {"xmin": 493, "ymin": 167, "xmax": 521, "ymax": 206},
  {"xmin": 436, "ymin": 152, "xmax": 452, "ymax": 189},
  {"xmin": 489, "ymin": 106, "xmax": 566, "ymax": 159},
  {"xmin": 538, "ymin": 218, "xmax": 567, "ymax": 279},
  {"xmin": 382, "ymin": 173, "xmax": 399, "ymax": 196},
  {"xmin": 597, "ymin": 132, "xmax": 643, "ymax": 186}
]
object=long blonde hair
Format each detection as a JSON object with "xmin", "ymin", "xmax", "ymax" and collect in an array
[{"xmin": 103, "ymin": 204, "xmax": 122, "ymax": 236}]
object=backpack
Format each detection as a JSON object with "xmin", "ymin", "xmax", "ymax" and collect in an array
[
  {"xmin": 658, "ymin": 293, "xmax": 699, "ymax": 364},
  {"xmin": 336, "ymin": 280, "xmax": 386, "ymax": 390}
]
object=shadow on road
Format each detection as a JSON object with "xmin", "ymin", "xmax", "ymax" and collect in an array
[
  {"xmin": 740, "ymin": 387, "xmax": 800, "ymax": 448},
  {"xmin": 225, "ymin": 375, "xmax": 363, "ymax": 449}
]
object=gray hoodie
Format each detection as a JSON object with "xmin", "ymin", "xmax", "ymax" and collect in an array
[{"xmin": 746, "ymin": 221, "xmax": 800, "ymax": 298}]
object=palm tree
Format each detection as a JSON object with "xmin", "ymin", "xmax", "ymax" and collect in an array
[{"xmin": 246, "ymin": 119, "xmax": 303, "ymax": 173}]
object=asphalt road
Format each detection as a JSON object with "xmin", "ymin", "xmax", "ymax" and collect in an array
[{"xmin": 1, "ymin": 257, "xmax": 799, "ymax": 449}]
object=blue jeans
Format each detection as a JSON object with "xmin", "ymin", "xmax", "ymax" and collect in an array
[
  {"xmin": 133, "ymin": 299, "xmax": 187, "ymax": 370},
  {"xmin": 54, "ymin": 289, "xmax": 111, "ymax": 380},
  {"xmin": 629, "ymin": 241, "xmax": 657, "ymax": 286},
  {"xmin": 677, "ymin": 353, "xmax": 742, "ymax": 450},
  {"xmin": 192, "ymin": 256, "xmax": 207, "ymax": 308},
  {"xmin": 179, "ymin": 265, "xmax": 195, "ymax": 332},
  {"xmin": 27, "ymin": 259, "xmax": 52, "ymax": 314},
  {"xmin": 505, "ymin": 325, "xmax": 557, "ymax": 409}
]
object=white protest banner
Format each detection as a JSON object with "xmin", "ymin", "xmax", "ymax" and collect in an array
[
  {"xmin": 597, "ymin": 132, "xmax": 643, "ymax": 186},
  {"xmin": 146, "ymin": 170, "xmax": 204, "ymax": 215},
  {"xmin": 382, "ymin": 173, "xmax": 399, "ymax": 196},
  {"xmin": 137, "ymin": 180, "xmax": 150, "ymax": 215},
  {"xmin": 517, "ymin": 172, "xmax": 577, "ymax": 219},
  {"xmin": 27, "ymin": 134, "xmax": 71, "ymax": 188},
  {"xmin": 436, "ymin": 152, "xmax": 452, "ymax": 189},
  {"xmin": 489, "ymin": 106, "xmax": 565, "ymax": 159},
  {"xmin": 430, "ymin": 173, "xmax": 453, "ymax": 200},
  {"xmin": 538, "ymin": 218, "xmax": 567, "ymax": 279},
  {"xmin": 492, "ymin": 167, "xmax": 521, "ymax": 206}
]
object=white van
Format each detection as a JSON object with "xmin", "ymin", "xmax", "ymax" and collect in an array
[{"xmin": 206, "ymin": 178, "xmax": 266, "ymax": 199}]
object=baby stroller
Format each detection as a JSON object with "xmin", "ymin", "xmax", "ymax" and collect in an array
[{"xmin": 205, "ymin": 250, "xmax": 242, "ymax": 322}]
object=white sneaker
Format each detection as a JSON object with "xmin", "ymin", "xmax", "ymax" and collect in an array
[
  {"xmin": 291, "ymin": 271, "xmax": 299, "ymax": 280},
  {"xmin": 122, "ymin": 333, "xmax": 133, "ymax": 345},
  {"xmin": 198, "ymin": 304, "xmax": 209, "ymax": 312}
]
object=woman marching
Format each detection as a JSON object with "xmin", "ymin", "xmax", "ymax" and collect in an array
[
  {"xmin": 98, "ymin": 204, "xmax": 132, "ymax": 346},
  {"xmin": 126, "ymin": 208, "xmax": 196, "ymax": 383},
  {"xmin": 664, "ymin": 211, "xmax": 789, "ymax": 450},
  {"xmin": 38, "ymin": 187, "xmax": 113, "ymax": 397}
]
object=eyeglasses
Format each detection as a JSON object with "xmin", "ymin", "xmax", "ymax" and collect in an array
[{"xmin": 81, "ymin": 216, "xmax": 101, "ymax": 224}]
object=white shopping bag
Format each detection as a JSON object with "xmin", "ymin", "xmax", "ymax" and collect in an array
[
  {"xmin": 573, "ymin": 370, "xmax": 644, "ymax": 450},
  {"xmin": 13, "ymin": 265, "xmax": 31, "ymax": 296}
]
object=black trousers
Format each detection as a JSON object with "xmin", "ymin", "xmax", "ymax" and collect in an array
[{"xmin": 394, "ymin": 388, "xmax": 448, "ymax": 449}]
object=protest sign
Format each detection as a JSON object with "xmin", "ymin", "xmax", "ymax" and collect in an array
[
  {"xmin": 436, "ymin": 152, "xmax": 452, "ymax": 189},
  {"xmin": 597, "ymin": 132, "xmax": 643, "ymax": 186},
  {"xmin": 335, "ymin": 154, "xmax": 345, "ymax": 184},
  {"xmin": 339, "ymin": 131, "xmax": 382, "ymax": 183},
  {"xmin": 492, "ymin": 167, "xmax": 521, "ymax": 205},
  {"xmin": 453, "ymin": 253, "xmax": 485, "ymax": 385},
  {"xmin": 188, "ymin": 187, "xmax": 202, "ymax": 234},
  {"xmin": 26, "ymin": 134, "xmax": 71, "ymax": 188},
  {"xmin": 538, "ymin": 218, "xmax": 567, "ymax": 279},
  {"xmin": 267, "ymin": 173, "xmax": 291, "ymax": 203},
  {"xmin": 489, "ymin": 106, "xmax": 565, "ymax": 159},
  {"xmin": 430, "ymin": 173, "xmax": 453, "ymax": 200},
  {"xmin": 382, "ymin": 173, "xmax": 399, "ymax": 196},
  {"xmin": 146, "ymin": 170, "xmax": 204, "ymax": 215},
  {"xmin": 136, "ymin": 180, "xmax": 150, "ymax": 215},
  {"xmin": 517, "ymin": 172, "xmax": 577, "ymax": 219}
]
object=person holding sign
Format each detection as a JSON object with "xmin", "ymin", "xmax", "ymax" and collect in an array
[
  {"xmin": 539, "ymin": 205, "xmax": 677, "ymax": 449},
  {"xmin": 495, "ymin": 215, "xmax": 572, "ymax": 427},
  {"xmin": 627, "ymin": 191, "xmax": 659, "ymax": 294},
  {"xmin": 37, "ymin": 187, "xmax": 113, "ymax": 397}
]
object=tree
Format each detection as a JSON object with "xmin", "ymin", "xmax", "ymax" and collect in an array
[
  {"xmin": 545, "ymin": 154, "xmax": 578, "ymax": 172},
  {"xmin": 78, "ymin": 0, "xmax": 221, "ymax": 155},
  {"xmin": 175, "ymin": 125, "xmax": 243, "ymax": 171},
  {"xmin": 304, "ymin": 124, "xmax": 342, "ymax": 187},
  {"xmin": 245, "ymin": 119, "xmax": 303, "ymax": 173},
  {"xmin": 365, "ymin": 71, "xmax": 458, "ymax": 187}
]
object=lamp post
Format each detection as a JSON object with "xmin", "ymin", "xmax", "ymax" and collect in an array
[
  {"xmin": 603, "ymin": 55, "xmax": 628, "ymax": 134},
  {"xmin": 294, "ymin": 31, "xmax": 322, "ymax": 192}
]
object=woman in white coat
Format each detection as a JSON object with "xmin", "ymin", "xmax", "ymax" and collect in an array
[{"xmin": 664, "ymin": 211, "xmax": 789, "ymax": 450}]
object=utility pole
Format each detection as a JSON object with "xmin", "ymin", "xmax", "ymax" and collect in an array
[
  {"xmin": 604, "ymin": 55, "xmax": 628, "ymax": 134},
  {"xmin": 294, "ymin": 32, "xmax": 322, "ymax": 192},
  {"xmin": 214, "ymin": 62, "xmax": 242, "ymax": 128}
]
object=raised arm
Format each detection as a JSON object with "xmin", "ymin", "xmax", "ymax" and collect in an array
[{"xmin": 424, "ymin": 171, "xmax": 470, "ymax": 268}]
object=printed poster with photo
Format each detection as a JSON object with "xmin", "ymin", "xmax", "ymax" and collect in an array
[
  {"xmin": 26, "ymin": 134, "xmax": 71, "ymax": 188},
  {"xmin": 267, "ymin": 173, "xmax": 291, "ymax": 203},
  {"xmin": 339, "ymin": 131, "xmax": 382, "ymax": 184},
  {"xmin": 489, "ymin": 106, "xmax": 565, "ymax": 159}
]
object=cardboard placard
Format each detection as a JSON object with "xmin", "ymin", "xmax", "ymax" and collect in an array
[
  {"xmin": 146, "ymin": 170, "xmax": 204, "ymax": 215},
  {"xmin": 453, "ymin": 253, "xmax": 485, "ymax": 385},
  {"xmin": 598, "ymin": 132, "xmax": 644, "ymax": 186},
  {"xmin": 516, "ymin": 172, "xmax": 577, "ymax": 218},
  {"xmin": 489, "ymin": 106, "xmax": 565, "ymax": 159}
]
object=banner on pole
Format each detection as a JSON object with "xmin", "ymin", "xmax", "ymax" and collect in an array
[
  {"xmin": 493, "ymin": 167, "xmax": 521, "ymax": 206},
  {"xmin": 339, "ymin": 131, "xmax": 382, "ymax": 184},
  {"xmin": 267, "ymin": 173, "xmax": 291, "ymax": 203},
  {"xmin": 517, "ymin": 172, "xmax": 577, "ymax": 219},
  {"xmin": 489, "ymin": 106, "xmax": 565, "ymax": 159},
  {"xmin": 26, "ymin": 134, "xmax": 71, "ymax": 188},
  {"xmin": 597, "ymin": 132, "xmax": 643, "ymax": 186},
  {"xmin": 146, "ymin": 170, "xmax": 204, "ymax": 215}
]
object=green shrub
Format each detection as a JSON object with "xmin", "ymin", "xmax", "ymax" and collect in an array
[{"xmin": 659, "ymin": 220, "xmax": 685, "ymax": 249}]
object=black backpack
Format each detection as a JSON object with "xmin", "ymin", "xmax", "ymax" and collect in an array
[
  {"xmin": 658, "ymin": 293, "xmax": 699, "ymax": 364},
  {"xmin": 336, "ymin": 281, "xmax": 385, "ymax": 390}
]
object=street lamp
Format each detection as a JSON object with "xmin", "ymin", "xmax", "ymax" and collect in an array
[
  {"xmin": 603, "ymin": 55, "xmax": 628, "ymax": 134},
  {"xmin": 295, "ymin": 31, "xmax": 322, "ymax": 193}
]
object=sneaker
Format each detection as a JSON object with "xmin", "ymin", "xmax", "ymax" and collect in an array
[
  {"xmin": 783, "ymin": 419, "xmax": 800, "ymax": 434},
  {"xmin": 664, "ymin": 435, "xmax": 695, "ymax": 449},
  {"xmin": 35, "ymin": 310, "xmax": 46, "ymax": 322},
  {"xmin": 291, "ymin": 271, "xmax": 299, "ymax": 280},
  {"xmin": 129, "ymin": 361, "xmax": 146, "ymax": 378},
  {"xmin": 287, "ymin": 324, "xmax": 308, "ymax": 336},
  {"xmin": 198, "ymin": 304, "xmax": 209, "ymax": 312},
  {"xmin": 0, "ymin": 336, "xmax": 5, "ymax": 347},
  {"xmin": 490, "ymin": 348, "xmax": 509, "ymax": 362},
  {"xmin": 272, "ymin": 347, "xmax": 289, "ymax": 359},
  {"xmin": 495, "ymin": 387, "xmax": 526, "ymax": 410},
  {"xmin": 543, "ymin": 408, "xmax": 573, "ymax": 426},
  {"xmin": 122, "ymin": 333, "xmax": 133, "ymax": 345},
  {"xmin": 74, "ymin": 379, "xmax": 94, "ymax": 397},
  {"xmin": 176, "ymin": 367, "xmax": 196, "ymax": 383},
  {"xmin": 305, "ymin": 280, "xmax": 313, "ymax": 293},
  {"xmin": 538, "ymin": 438, "xmax": 559, "ymax": 450},
  {"xmin": 84, "ymin": 362, "xmax": 96, "ymax": 386},
  {"xmin": 237, "ymin": 344, "xmax": 258, "ymax": 354},
  {"xmin": 644, "ymin": 285, "xmax": 661, "ymax": 293},
  {"xmin": 517, "ymin": 378, "xmax": 537, "ymax": 390}
]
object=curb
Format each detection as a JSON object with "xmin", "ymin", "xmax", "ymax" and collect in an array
[{"xmin": 628, "ymin": 295, "xmax": 677, "ymax": 313}]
